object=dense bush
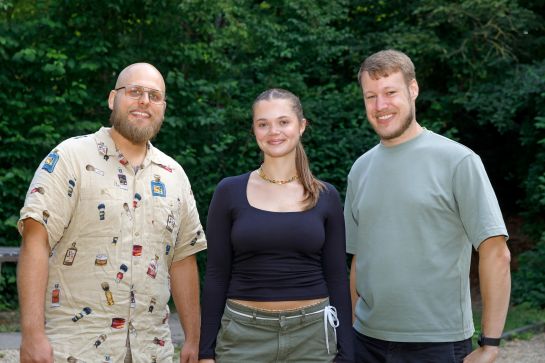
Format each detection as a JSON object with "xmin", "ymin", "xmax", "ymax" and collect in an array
[
  {"xmin": 1, "ymin": 0, "xmax": 544, "ymax": 309},
  {"xmin": 512, "ymin": 234, "xmax": 545, "ymax": 308}
]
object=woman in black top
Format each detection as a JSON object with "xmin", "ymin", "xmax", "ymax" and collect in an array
[{"xmin": 199, "ymin": 89, "xmax": 353, "ymax": 362}]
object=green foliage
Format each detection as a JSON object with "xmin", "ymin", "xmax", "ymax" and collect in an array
[
  {"xmin": 1, "ymin": 0, "xmax": 544, "ymax": 309},
  {"xmin": 472, "ymin": 302, "xmax": 545, "ymax": 343},
  {"xmin": 512, "ymin": 234, "xmax": 545, "ymax": 308},
  {"xmin": 0, "ymin": 264, "xmax": 17, "ymax": 310}
]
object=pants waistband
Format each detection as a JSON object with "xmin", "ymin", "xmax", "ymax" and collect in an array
[
  {"xmin": 226, "ymin": 298, "xmax": 330, "ymax": 320},
  {"xmin": 225, "ymin": 298, "xmax": 339, "ymax": 354}
]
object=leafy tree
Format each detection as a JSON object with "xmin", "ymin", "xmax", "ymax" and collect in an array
[{"xmin": 1, "ymin": 0, "xmax": 544, "ymax": 309}]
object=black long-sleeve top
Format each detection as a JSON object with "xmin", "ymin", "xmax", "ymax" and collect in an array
[{"xmin": 199, "ymin": 172, "xmax": 354, "ymax": 362}]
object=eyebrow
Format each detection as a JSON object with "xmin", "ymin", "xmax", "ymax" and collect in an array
[
  {"xmin": 129, "ymin": 84, "xmax": 163, "ymax": 92},
  {"xmin": 365, "ymin": 86, "xmax": 399, "ymax": 94},
  {"xmin": 255, "ymin": 115, "xmax": 290, "ymax": 122}
]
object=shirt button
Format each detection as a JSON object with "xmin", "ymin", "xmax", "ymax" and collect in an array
[{"xmin": 135, "ymin": 232, "xmax": 139, "ymax": 236}]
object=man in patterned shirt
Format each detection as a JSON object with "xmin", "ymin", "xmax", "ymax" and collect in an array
[{"xmin": 17, "ymin": 63, "xmax": 207, "ymax": 363}]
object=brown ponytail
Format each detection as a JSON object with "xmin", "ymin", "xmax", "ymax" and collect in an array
[{"xmin": 253, "ymin": 88, "xmax": 325, "ymax": 209}]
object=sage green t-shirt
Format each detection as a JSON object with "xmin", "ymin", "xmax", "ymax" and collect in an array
[{"xmin": 345, "ymin": 130, "xmax": 507, "ymax": 342}]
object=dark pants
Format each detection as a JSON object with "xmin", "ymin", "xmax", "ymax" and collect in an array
[{"xmin": 354, "ymin": 329, "xmax": 472, "ymax": 363}]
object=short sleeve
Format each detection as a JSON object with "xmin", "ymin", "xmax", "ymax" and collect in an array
[
  {"xmin": 452, "ymin": 153, "xmax": 508, "ymax": 250},
  {"xmin": 172, "ymin": 176, "xmax": 207, "ymax": 262},
  {"xmin": 18, "ymin": 142, "xmax": 79, "ymax": 249}
]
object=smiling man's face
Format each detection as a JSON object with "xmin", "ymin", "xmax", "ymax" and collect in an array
[
  {"xmin": 361, "ymin": 70, "xmax": 419, "ymax": 147},
  {"xmin": 108, "ymin": 64, "xmax": 166, "ymax": 145}
]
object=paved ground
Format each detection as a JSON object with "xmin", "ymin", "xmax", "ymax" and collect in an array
[{"xmin": 0, "ymin": 334, "xmax": 19, "ymax": 352}]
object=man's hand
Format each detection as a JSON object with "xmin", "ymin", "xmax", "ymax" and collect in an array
[
  {"xmin": 180, "ymin": 341, "xmax": 198, "ymax": 363},
  {"xmin": 20, "ymin": 332, "xmax": 54, "ymax": 363},
  {"xmin": 463, "ymin": 345, "xmax": 499, "ymax": 362}
]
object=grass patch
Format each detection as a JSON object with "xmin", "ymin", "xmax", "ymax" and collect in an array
[
  {"xmin": 0, "ymin": 310, "xmax": 19, "ymax": 332},
  {"xmin": 472, "ymin": 303, "xmax": 545, "ymax": 345},
  {"xmin": 173, "ymin": 346, "xmax": 181, "ymax": 363}
]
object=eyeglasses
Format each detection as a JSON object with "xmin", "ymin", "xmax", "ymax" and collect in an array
[{"xmin": 115, "ymin": 85, "xmax": 166, "ymax": 104}]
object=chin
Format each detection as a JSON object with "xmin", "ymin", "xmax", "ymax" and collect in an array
[{"xmin": 264, "ymin": 149, "xmax": 297, "ymax": 159}]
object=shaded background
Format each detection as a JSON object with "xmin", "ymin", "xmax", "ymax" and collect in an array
[{"xmin": 1, "ymin": 0, "xmax": 545, "ymax": 310}]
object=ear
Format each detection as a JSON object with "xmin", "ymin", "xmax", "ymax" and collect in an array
[
  {"xmin": 300, "ymin": 118, "xmax": 307, "ymax": 135},
  {"xmin": 409, "ymin": 79, "xmax": 419, "ymax": 101},
  {"xmin": 108, "ymin": 90, "xmax": 117, "ymax": 111}
]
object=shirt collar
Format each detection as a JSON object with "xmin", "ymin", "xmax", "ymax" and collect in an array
[{"xmin": 93, "ymin": 127, "xmax": 173, "ymax": 169}]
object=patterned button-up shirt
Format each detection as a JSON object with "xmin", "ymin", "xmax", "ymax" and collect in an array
[{"xmin": 19, "ymin": 127, "xmax": 207, "ymax": 363}]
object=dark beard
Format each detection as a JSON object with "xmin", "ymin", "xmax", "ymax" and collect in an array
[{"xmin": 109, "ymin": 109, "xmax": 163, "ymax": 144}]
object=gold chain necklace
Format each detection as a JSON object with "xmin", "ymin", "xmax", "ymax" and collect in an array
[{"xmin": 257, "ymin": 165, "xmax": 298, "ymax": 185}]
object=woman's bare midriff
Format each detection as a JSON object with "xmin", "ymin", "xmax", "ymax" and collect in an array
[{"xmin": 229, "ymin": 298, "xmax": 327, "ymax": 312}]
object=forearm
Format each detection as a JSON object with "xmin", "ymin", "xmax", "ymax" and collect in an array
[
  {"xmin": 349, "ymin": 255, "xmax": 357, "ymax": 322},
  {"xmin": 17, "ymin": 220, "xmax": 50, "ymax": 336},
  {"xmin": 478, "ymin": 236, "xmax": 511, "ymax": 337},
  {"xmin": 171, "ymin": 255, "xmax": 201, "ymax": 345}
]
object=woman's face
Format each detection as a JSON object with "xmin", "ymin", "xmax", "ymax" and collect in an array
[{"xmin": 252, "ymin": 99, "xmax": 306, "ymax": 159}]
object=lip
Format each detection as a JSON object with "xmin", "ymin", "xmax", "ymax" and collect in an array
[
  {"xmin": 129, "ymin": 110, "xmax": 151, "ymax": 119},
  {"xmin": 375, "ymin": 112, "xmax": 396, "ymax": 124},
  {"xmin": 267, "ymin": 139, "xmax": 285, "ymax": 145}
]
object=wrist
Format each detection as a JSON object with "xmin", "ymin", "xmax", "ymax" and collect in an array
[
  {"xmin": 21, "ymin": 325, "xmax": 46, "ymax": 337},
  {"xmin": 182, "ymin": 338, "xmax": 199, "ymax": 348},
  {"xmin": 21, "ymin": 330, "xmax": 49, "ymax": 345},
  {"xmin": 477, "ymin": 333, "xmax": 502, "ymax": 347},
  {"xmin": 480, "ymin": 344, "xmax": 500, "ymax": 357}
]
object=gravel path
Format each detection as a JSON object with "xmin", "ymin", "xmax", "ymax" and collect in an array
[
  {"xmin": 2, "ymin": 334, "xmax": 545, "ymax": 363},
  {"xmin": 496, "ymin": 333, "xmax": 545, "ymax": 362},
  {"xmin": 0, "ymin": 350, "xmax": 17, "ymax": 363}
]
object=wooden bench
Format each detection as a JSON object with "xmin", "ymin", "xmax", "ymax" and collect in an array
[{"xmin": 0, "ymin": 247, "xmax": 20, "ymax": 272}]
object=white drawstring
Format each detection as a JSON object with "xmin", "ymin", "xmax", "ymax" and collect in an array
[{"xmin": 323, "ymin": 306, "xmax": 339, "ymax": 354}]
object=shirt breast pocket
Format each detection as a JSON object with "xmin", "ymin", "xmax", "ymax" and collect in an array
[
  {"xmin": 78, "ymin": 187, "xmax": 123, "ymax": 238},
  {"xmin": 151, "ymin": 196, "xmax": 182, "ymax": 245}
]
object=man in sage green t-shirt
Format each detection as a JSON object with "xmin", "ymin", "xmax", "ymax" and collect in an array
[{"xmin": 345, "ymin": 49, "xmax": 511, "ymax": 363}]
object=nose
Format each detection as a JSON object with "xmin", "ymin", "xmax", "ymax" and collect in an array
[
  {"xmin": 138, "ymin": 91, "xmax": 151, "ymax": 104},
  {"xmin": 375, "ymin": 95, "xmax": 388, "ymax": 110},
  {"xmin": 268, "ymin": 123, "xmax": 280, "ymax": 134}
]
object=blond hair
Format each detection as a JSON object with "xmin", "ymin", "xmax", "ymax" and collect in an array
[{"xmin": 357, "ymin": 49, "xmax": 416, "ymax": 86}]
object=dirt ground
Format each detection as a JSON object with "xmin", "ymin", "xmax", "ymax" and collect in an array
[{"xmin": 496, "ymin": 333, "xmax": 545, "ymax": 363}]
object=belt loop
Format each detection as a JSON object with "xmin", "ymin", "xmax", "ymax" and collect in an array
[
  {"xmin": 301, "ymin": 309, "xmax": 306, "ymax": 322},
  {"xmin": 252, "ymin": 311, "xmax": 257, "ymax": 320},
  {"xmin": 280, "ymin": 315, "xmax": 286, "ymax": 329}
]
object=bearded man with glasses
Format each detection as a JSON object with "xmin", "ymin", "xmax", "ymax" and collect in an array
[{"xmin": 17, "ymin": 63, "xmax": 207, "ymax": 363}]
